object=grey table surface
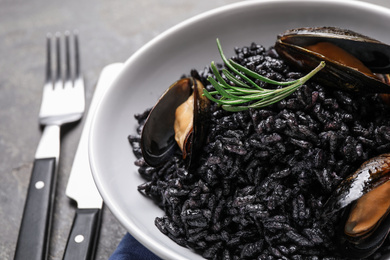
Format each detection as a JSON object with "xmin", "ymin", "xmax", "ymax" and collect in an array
[{"xmin": 2, "ymin": 0, "xmax": 390, "ymax": 259}]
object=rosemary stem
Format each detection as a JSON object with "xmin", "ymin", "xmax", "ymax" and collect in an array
[
  {"xmin": 216, "ymin": 39, "xmax": 264, "ymax": 91},
  {"xmin": 205, "ymin": 39, "xmax": 326, "ymax": 111}
]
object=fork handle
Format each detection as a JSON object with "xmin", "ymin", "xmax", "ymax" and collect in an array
[
  {"xmin": 63, "ymin": 208, "xmax": 102, "ymax": 260},
  {"xmin": 14, "ymin": 157, "xmax": 56, "ymax": 260}
]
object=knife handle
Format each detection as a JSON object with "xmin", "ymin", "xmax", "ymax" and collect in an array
[
  {"xmin": 14, "ymin": 157, "xmax": 56, "ymax": 260},
  {"xmin": 63, "ymin": 208, "xmax": 102, "ymax": 260}
]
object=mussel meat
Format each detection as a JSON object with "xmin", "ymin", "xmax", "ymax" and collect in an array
[
  {"xmin": 323, "ymin": 153, "xmax": 390, "ymax": 258},
  {"xmin": 275, "ymin": 27, "xmax": 390, "ymax": 93},
  {"xmin": 140, "ymin": 77, "xmax": 210, "ymax": 169}
]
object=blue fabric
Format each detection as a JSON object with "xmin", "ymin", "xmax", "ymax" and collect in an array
[{"xmin": 109, "ymin": 233, "xmax": 162, "ymax": 260}]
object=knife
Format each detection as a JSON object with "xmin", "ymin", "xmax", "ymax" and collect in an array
[{"xmin": 63, "ymin": 63, "xmax": 124, "ymax": 260}]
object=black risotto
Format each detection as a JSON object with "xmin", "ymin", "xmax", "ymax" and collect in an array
[{"xmin": 128, "ymin": 43, "xmax": 390, "ymax": 259}]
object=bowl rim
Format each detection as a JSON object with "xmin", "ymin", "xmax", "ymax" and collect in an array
[{"xmin": 89, "ymin": 0, "xmax": 390, "ymax": 259}]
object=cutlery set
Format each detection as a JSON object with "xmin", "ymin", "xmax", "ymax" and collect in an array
[
  {"xmin": 14, "ymin": 31, "xmax": 121, "ymax": 260},
  {"xmin": 63, "ymin": 63, "xmax": 124, "ymax": 260}
]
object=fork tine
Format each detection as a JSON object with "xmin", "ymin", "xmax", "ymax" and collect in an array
[
  {"xmin": 55, "ymin": 32, "xmax": 62, "ymax": 88},
  {"xmin": 65, "ymin": 31, "xmax": 71, "ymax": 83},
  {"xmin": 43, "ymin": 34, "xmax": 54, "ymax": 93},
  {"xmin": 45, "ymin": 33, "xmax": 52, "ymax": 84},
  {"xmin": 74, "ymin": 31, "xmax": 80, "ymax": 80}
]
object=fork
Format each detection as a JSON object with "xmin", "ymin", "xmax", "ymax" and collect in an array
[{"xmin": 14, "ymin": 32, "xmax": 85, "ymax": 260}]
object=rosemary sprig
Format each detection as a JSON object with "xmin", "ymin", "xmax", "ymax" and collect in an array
[{"xmin": 203, "ymin": 39, "xmax": 326, "ymax": 112}]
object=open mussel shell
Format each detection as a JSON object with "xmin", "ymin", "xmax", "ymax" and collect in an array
[
  {"xmin": 140, "ymin": 77, "xmax": 210, "ymax": 169},
  {"xmin": 323, "ymin": 153, "xmax": 390, "ymax": 216},
  {"xmin": 275, "ymin": 27, "xmax": 390, "ymax": 93},
  {"xmin": 336, "ymin": 208, "xmax": 390, "ymax": 259},
  {"xmin": 323, "ymin": 153, "xmax": 390, "ymax": 258}
]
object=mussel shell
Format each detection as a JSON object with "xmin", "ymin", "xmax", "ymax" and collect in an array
[
  {"xmin": 186, "ymin": 78, "xmax": 210, "ymax": 169},
  {"xmin": 323, "ymin": 153, "xmax": 390, "ymax": 258},
  {"xmin": 275, "ymin": 27, "xmax": 390, "ymax": 93},
  {"xmin": 140, "ymin": 77, "xmax": 209, "ymax": 168},
  {"xmin": 336, "ymin": 204, "xmax": 390, "ymax": 258},
  {"xmin": 323, "ymin": 153, "xmax": 390, "ymax": 216}
]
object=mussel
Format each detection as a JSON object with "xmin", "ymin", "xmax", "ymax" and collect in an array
[
  {"xmin": 323, "ymin": 153, "xmax": 390, "ymax": 258},
  {"xmin": 140, "ymin": 77, "xmax": 210, "ymax": 169},
  {"xmin": 275, "ymin": 27, "xmax": 390, "ymax": 93}
]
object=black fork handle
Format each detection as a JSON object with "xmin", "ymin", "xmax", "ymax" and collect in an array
[{"xmin": 14, "ymin": 157, "xmax": 56, "ymax": 260}]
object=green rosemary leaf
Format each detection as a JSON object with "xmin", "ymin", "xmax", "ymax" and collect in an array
[
  {"xmin": 229, "ymin": 59, "xmax": 299, "ymax": 86},
  {"xmin": 203, "ymin": 89, "xmax": 249, "ymax": 105},
  {"xmin": 221, "ymin": 105, "xmax": 251, "ymax": 112},
  {"xmin": 208, "ymin": 88, "xmax": 259, "ymax": 96},
  {"xmin": 206, "ymin": 38, "xmax": 326, "ymax": 112},
  {"xmin": 207, "ymin": 76, "xmax": 240, "ymax": 99},
  {"xmin": 222, "ymin": 69, "xmax": 251, "ymax": 88},
  {"xmin": 216, "ymin": 39, "xmax": 264, "ymax": 91},
  {"xmin": 210, "ymin": 62, "xmax": 230, "ymax": 89},
  {"xmin": 248, "ymin": 86, "xmax": 299, "ymax": 109}
]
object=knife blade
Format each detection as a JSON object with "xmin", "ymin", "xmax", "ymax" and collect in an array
[{"xmin": 63, "ymin": 63, "xmax": 124, "ymax": 260}]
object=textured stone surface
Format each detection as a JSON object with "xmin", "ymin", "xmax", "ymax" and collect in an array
[{"xmin": 1, "ymin": 0, "xmax": 390, "ymax": 259}]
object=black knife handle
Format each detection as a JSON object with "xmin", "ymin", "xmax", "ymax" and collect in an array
[
  {"xmin": 63, "ymin": 208, "xmax": 102, "ymax": 260},
  {"xmin": 14, "ymin": 157, "xmax": 56, "ymax": 260}
]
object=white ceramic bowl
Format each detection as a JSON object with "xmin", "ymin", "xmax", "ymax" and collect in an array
[{"xmin": 89, "ymin": 0, "xmax": 390, "ymax": 259}]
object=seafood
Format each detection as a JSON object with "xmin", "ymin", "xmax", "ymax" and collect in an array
[
  {"xmin": 323, "ymin": 153, "xmax": 390, "ymax": 258},
  {"xmin": 275, "ymin": 27, "xmax": 390, "ymax": 93},
  {"xmin": 140, "ymin": 77, "xmax": 210, "ymax": 168}
]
